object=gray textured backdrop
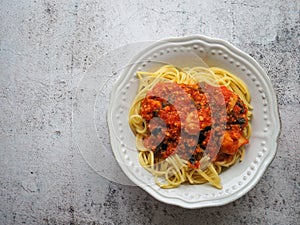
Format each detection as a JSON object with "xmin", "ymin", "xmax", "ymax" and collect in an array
[{"xmin": 0, "ymin": 0, "xmax": 299, "ymax": 224}]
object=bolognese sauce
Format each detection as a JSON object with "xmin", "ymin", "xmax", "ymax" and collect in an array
[{"xmin": 140, "ymin": 82, "xmax": 249, "ymax": 169}]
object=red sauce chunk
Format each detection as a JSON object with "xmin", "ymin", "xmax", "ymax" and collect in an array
[{"xmin": 140, "ymin": 82, "xmax": 249, "ymax": 168}]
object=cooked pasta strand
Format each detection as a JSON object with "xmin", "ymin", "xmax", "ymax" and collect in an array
[{"xmin": 129, "ymin": 65, "xmax": 252, "ymax": 189}]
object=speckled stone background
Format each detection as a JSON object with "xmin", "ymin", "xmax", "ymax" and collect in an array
[{"xmin": 0, "ymin": 0, "xmax": 299, "ymax": 224}]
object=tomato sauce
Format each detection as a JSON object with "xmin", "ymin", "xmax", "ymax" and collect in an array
[{"xmin": 140, "ymin": 82, "xmax": 249, "ymax": 168}]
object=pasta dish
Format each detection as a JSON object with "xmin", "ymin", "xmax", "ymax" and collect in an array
[{"xmin": 129, "ymin": 65, "xmax": 252, "ymax": 189}]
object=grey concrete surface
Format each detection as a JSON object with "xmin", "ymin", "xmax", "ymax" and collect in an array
[{"xmin": 0, "ymin": 0, "xmax": 299, "ymax": 224}]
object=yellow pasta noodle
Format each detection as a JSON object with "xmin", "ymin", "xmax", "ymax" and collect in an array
[{"xmin": 129, "ymin": 65, "xmax": 252, "ymax": 189}]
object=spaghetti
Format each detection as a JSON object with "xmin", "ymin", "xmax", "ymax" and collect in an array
[{"xmin": 129, "ymin": 65, "xmax": 252, "ymax": 189}]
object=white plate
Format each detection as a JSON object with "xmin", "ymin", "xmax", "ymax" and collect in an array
[{"xmin": 107, "ymin": 35, "xmax": 280, "ymax": 208}]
